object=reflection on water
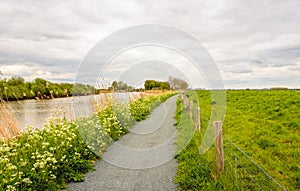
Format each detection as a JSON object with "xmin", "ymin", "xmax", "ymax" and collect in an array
[{"xmin": 9, "ymin": 93, "xmax": 136, "ymax": 130}]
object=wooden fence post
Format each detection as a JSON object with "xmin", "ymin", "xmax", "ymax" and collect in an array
[
  {"xmin": 189, "ymin": 101, "xmax": 193, "ymax": 118},
  {"xmin": 214, "ymin": 121, "xmax": 224, "ymax": 176},
  {"xmin": 184, "ymin": 96, "xmax": 188, "ymax": 109},
  {"xmin": 196, "ymin": 106, "xmax": 200, "ymax": 132},
  {"xmin": 181, "ymin": 95, "xmax": 187, "ymax": 109}
]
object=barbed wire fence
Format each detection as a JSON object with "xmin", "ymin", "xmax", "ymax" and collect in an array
[{"xmin": 223, "ymin": 136, "xmax": 287, "ymax": 191}]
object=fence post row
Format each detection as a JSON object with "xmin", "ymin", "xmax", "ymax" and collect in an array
[
  {"xmin": 189, "ymin": 101, "xmax": 193, "ymax": 118},
  {"xmin": 184, "ymin": 96, "xmax": 188, "ymax": 109},
  {"xmin": 196, "ymin": 106, "xmax": 200, "ymax": 132},
  {"xmin": 181, "ymin": 94, "xmax": 188, "ymax": 109},
  {"xmin": 214, "ymin": 121, "xmax": 224, "ymax": 176}
]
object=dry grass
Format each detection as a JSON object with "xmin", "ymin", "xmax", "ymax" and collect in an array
[
  {"xmin": 0, "ymin": 100, "xmax": 20, "ymax": 140},
  {"xmin": 93, "ymin": 93, "xmax": 112, "ymax": 111},
  {"xmin": 144, "ymin": 90, "xmax": 176, "ymax": 94},
  {"xmin": 129, "ymin": 91, "xmax": 176, "ymax": 101}
]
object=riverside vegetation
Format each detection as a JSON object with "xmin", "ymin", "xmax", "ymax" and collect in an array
[
  {"xmin": 175, "ymin": 90, "xmax": 299, "ymax": 190},
  {"xmin": 0, "ymin": 92, "xmax": 176, "ymax": 190},
  {"xmin": 0, "ymin": 76, "xmax": 95, "ymax": 101}
]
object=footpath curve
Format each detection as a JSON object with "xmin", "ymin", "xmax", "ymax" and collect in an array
[{"xmin": 67, "ymin": 95, "xmax": 178, "ymax": 191}]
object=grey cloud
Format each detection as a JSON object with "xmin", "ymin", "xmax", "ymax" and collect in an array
[
  {"xmin": 249, "ymin": 59, "xmax": 269, "ymax": 67},
  {"xmin": 288, "ymin": 65, "xmax": 300, "ymax": 71},
  {"xmin": 32, "ymin": 32, "xmax": 79, "ymax": 41},
  {"xmin": 0, "ymin": 0, "xmax": 299, "ymax": 88},
  {"xmin": 229, "ymin": 69, "xmax": 253, "ymax": 74},
  {"xmin": 0, "ymin": 51, "xmax": 78, "ymax": 69}
]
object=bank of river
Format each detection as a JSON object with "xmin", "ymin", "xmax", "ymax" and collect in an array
[{"xmin": 9, "ymin": 93, "xmax": 140, "ymax": 130}]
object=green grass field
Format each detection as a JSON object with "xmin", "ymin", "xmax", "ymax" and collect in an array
[{"xmin": 175, "ymin": 90, "xmax": 300, "ymax": 190}]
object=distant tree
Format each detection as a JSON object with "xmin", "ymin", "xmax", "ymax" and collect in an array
[
  {"xmin": 72, "ymin": 83, "xmax": 95, "ymax": 96},
  {"xmin": 160, "ymin": 82, "xmax": 170, "ymax": 90},
  {"xmin": 111, "ymin": 81, "xmax": 118, "ymax": 90},
  {"xmin": 144, "ymin": 80, "xmax": 156, "ymax": 90},
  {"xmin": 168, "ymin": 76, "xmax": 188, "ymax": 90},
  {"xmin": 117, "ymin": 81, "xmax": 125, "ymax": 90},
  {"xmin": 111, "ymin": 80, "xmax": 134, "ymax": 91},
  {"xmin": 144, "ymin": 80, "xmax": 170, "ymax": 90},
  {"xmin": 6, "ymin": 76, "xmax": 25, "ymax": 86},
  {"xmin": 3, "ymin": 76, "xmax": 27, "ymax": 99},
  {"xmin": 31, "ymin": 78, "xmax": 47, "ymax": 97},
  {"xmin": 0, "ymin": 76, "xmax": 96, "ymax": 100}
]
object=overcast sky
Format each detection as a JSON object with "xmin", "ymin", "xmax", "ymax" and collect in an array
[{"xmin": 0, "ymin": 0, "xmax": 299, "ymax": 89}]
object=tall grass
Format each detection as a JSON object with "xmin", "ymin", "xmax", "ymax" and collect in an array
[{"xmin": 0, "ymin": 100, "xmax": 19, "ymax": 140}]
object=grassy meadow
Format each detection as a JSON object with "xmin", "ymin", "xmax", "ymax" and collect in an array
[{"xmin": 175, "ymin": 90, "xmax": 300, "ymax": 190}]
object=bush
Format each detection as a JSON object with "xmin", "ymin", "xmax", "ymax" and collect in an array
[{"xmin": 0, "ymin": 118, "xmax": 97, "ymax": 190}]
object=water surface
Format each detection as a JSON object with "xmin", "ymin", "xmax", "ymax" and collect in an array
[{"xmin": 9, "ymin": 93, "xmax": 137, "ymax": 130}]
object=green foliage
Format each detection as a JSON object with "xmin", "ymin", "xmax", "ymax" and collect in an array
[
  {"xmin": 77, "ymin": 115, "xmax": 113, "ymax": 156},
  {"xmin": 110, "ymin": 81, "xmax": 134, "ymax": 92},
  {"xmin": 72, "ymin": 83, "xmax": 95, "ymax": 96},
  {"xmin": 112, "ymin": 102, "xmax": 136, "ymax": 129},
  {"xmin": 0, "ymin": 76, "xmax": 94, "ymax": 101},
  {"xmin": 129, "ymin": 97, "xmax": 152, "ymax": 121},
  {"xmin": 175, "ymin": 90, "xmax": 300, "ymax": 190},
  {"xmin": 0, "ymin": 118, "xmax": 97, "ymax": 191},
  {"xmin": 144, "ymin": 80, "xmax": 170, "ymax": 90},
  {"xmin": 129, "ymin": 93, "xmax": 176, "ymax": 121},
  {"xmin": 97, "ymin": 104, "xmax": 128, "ymax": 141}
]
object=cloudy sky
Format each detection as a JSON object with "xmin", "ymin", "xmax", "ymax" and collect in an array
[{"xmin": 0, "ymin": 0, "xmax": 299, "ymax": 89}]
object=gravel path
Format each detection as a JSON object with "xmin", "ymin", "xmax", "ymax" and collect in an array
[{"xmin": 67, "ymin": 95, "xmax": 178, "ymax": 191}]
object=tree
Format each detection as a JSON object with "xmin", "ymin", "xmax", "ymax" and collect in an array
[
  {"xmin": 111, "ymin": 81, "xmax": 118, "ymax": 90},
  {"xmin": 31, "ymin": 78, "xmax": 48, "ymax": 97},
  {"xmin": 144, "ymin": 80, "xmax": 170, "ymax": 90},
  {"xmin": 160, "ymin": 82, "xmax": 170, "ymax": 90},
  {"xmin": 0, "ymin": 76, "xmax": 95, "ymax": 100},
  {"xmin": 6, "ymin": 76, "xmax": 25, "ymax": 86},
  {"xmin": 168, "ymin": 76, "xmax": 188, "ymax": 90},
  {"xmin": 144, "ymin": 80, "xmax": 156, "ymax": 90},
  {"xmin": 117, "ymin": 81, "xmax": 125, "ymax": 90},
  {"xmin": 3, "ymin": 77, "xmax": 27, "ymax": 99},
  {"xmin": 111, "ymin": 81, "xmax": 134, "ymax": 91}
]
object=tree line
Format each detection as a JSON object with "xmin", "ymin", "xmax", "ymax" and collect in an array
[
  {"xmin": 110, "ymin": 76, "xmax": 188, "ymax": 92},
  {"xmin": 0, "ymin": 76, "xmax": 95, "ymax": 101},
  {"xmin": 111, "ymin": 81, "xmax": 134, "ymax": 91},
  {"xmin": 0, "ymin": 74, "xmax": 189, "ymax": 101},
  {"xmin": 144, "ymin": 77, "xmax": 189, "ymax": 90},
  {"xmin": 144, "ymin": 80, "xmax": 170, "ymax": 90}
]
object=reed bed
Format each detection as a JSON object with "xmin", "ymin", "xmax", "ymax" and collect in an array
[{"xmin": 0, "ymin": 100, "xmax": 20, "ymax": 140}]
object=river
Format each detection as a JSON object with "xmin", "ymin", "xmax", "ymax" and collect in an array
[{"xmin": 8, "ymin": 93, "xmax": 140, "ymax": 130}]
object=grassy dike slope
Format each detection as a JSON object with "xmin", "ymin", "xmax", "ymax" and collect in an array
[{"xmin": 175, "ymin": 90, "xmax": 299, "ymax": 190}]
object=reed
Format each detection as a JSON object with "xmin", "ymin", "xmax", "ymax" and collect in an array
[{"xmin": 0, "ymin": 99, "xmax": 20, "ymax": 140}]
